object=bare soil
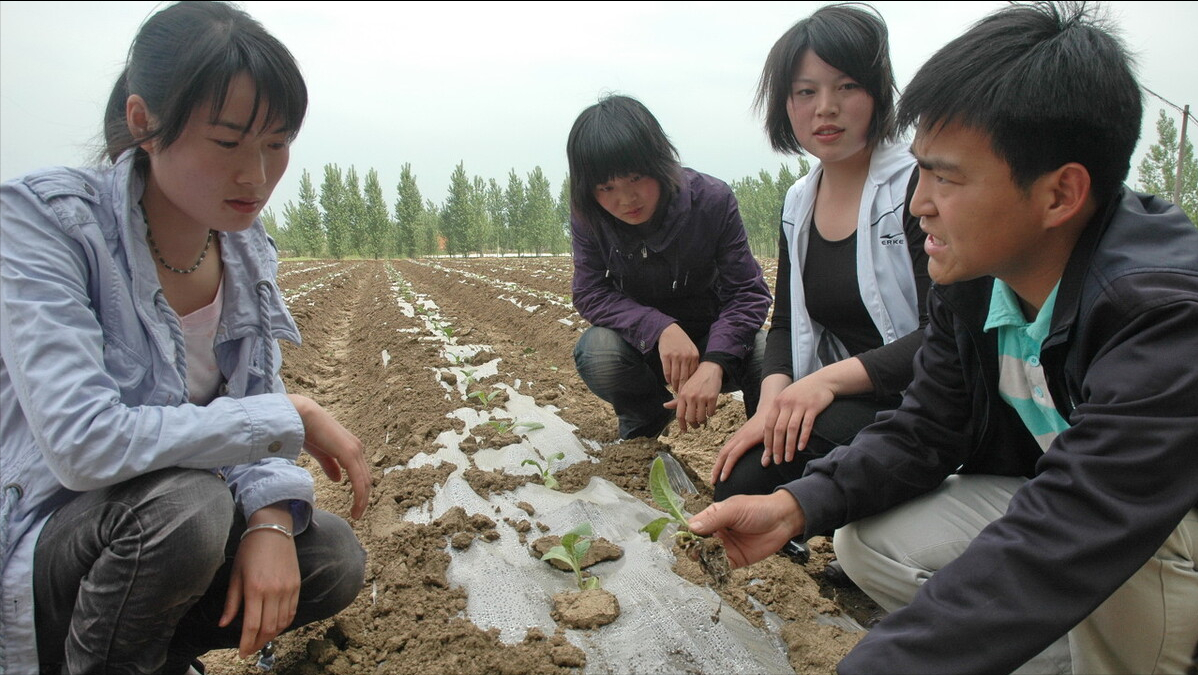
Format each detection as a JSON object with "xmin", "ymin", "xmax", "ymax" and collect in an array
[{"xmin": 203, "ymin": 257, "xmax": 878, "ymax": 675}]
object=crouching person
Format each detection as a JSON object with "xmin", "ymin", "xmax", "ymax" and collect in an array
[
  {"xmin": 0, "ymin": 3, "xmax": 370, "ymax": 673},
  {"xmin": 567, "ymin": 95, "xmax": 771, "ymax": 439},
  {"xmin": 689, "ymin": 3, "xmax": 1198, "ymax": 673}
]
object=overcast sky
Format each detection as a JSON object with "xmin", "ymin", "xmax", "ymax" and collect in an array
[{"xmin": 2, "ymin": 1, "xmax": 1195, "ymax": 214}]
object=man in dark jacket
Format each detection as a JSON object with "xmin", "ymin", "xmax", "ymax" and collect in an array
[{"xmin": 688, "ymin": 4, "xmax": 1198, "ymax": 674}]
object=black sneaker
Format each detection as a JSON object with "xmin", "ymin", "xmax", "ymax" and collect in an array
[{"xmin": 822, "ymin": 559, "xmax": 857, "ymax": 589}]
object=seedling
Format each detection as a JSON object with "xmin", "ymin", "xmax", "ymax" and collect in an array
[
  {"xmin": 540, "ymin": 523, "xmax": 601, "ymax": 590},
  {"xmin": 489, "ymin": 419, "xmax": 545, "ymax": 435},
  {"xmin": 438, "ymin": 324, "xmax": 455, "ymax": 339},
  {"xmin": 640, "ymin": 456, "xmax": 700, "ymax": 543},
  {"xmin": 640, "ymin": 456, "xmax": 730, "ymax": 588},
  {"xmin": 467, "ymin": 388, "xmax": 500, "ymax": 406},
  {"xmin": 522, "ymin": 450, "xmax": 564, "ymax": 489},
  {"xmin": 460, "ymin": 368, "xmax": 478, "ymax": 387}
]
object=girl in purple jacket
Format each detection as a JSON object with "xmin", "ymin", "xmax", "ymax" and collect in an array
[{"xmin": 567, "ymin": 95, "xmax": 771, "ymax": 440}]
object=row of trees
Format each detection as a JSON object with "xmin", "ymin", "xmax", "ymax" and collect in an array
[
  {"xmin": 266, "ymin": 160, "xmax": 809, "ymax": 260},
  {"xmin": 264, "ymin": 110, "xmax": 1193, "ymax": 259},
  {"xmin": 269, "ymin": 162, "xmax": 571, "ymax": 259}
]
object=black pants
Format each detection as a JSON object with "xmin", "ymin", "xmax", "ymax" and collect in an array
[{"xmin": 713, "ymin": 394, "xmax": 901, "ymax": 502}]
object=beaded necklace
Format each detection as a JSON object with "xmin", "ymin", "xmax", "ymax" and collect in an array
[{"xmin": 145, "ymin": 216, "xmax": 214, "ymax": 274}]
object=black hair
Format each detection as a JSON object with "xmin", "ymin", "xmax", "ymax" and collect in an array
[
  {"xmin": 566, "ymin": 94, "xmax": 682, "ymax": 227},
  {"xmin": 897, "ymin": 1, "xmax": 1140, "ymax": 201},
  {"xmin": 755, "ymin": 3, "xmax": 898, "ymax": 155},
  {"xmin": 102, "ymin": 1, "xmax": 307, "ymax": 163}
]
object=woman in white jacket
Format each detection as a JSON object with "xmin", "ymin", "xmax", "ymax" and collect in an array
[
  {"xmin": 0, "ymin": 3, "xmax": 369, "ymax": 673},
  {"xmin": 713, "ymin": 4, "xmax": 929, "ymax": 512}
]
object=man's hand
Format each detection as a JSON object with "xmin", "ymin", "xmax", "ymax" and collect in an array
[
  {"xmin": 287, "ymin": 394, "xmax": 371, "ymax": 519},
  {"xmin": 688, "ymin": 491, "xmax": 806, "ymax": 568},
  {"xmin": 665, "ymin": 361, "xmax": 723, "ymax": 432},
  {"xmin": 658, "ymin": 323, "xmax": 700, "ymax": 391}
]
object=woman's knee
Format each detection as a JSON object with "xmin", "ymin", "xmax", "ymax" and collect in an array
[
  {"xmin": 141, "ymin": 470, "xmax": 235, "ymax": 580},
  {"xmin": 574, "ymin": 327, "xmax": 645, "ymax": 394},
  {"xmin": 296, "ymin": 510, "xmax": 366, "ymax": 619}
]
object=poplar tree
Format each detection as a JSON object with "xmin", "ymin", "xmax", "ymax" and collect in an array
[
  {"xmin": 343, "ymin": 166, "xmax": 367, "ymax": 256},
  {"xmin": 363, "ymin": 168, "xmax": 391, "ymax": 259},
  {"xmin": 1138, "ymin": 109, "xmax": 1197, "ymax": 224},
  {"xmin": 523, "ymin": 166, "xmax": 556, "ymax": 255},
  {"xmin": 320, "ymin": 164, "xmax": 347, "ymax": 259},
  {"xmin": 485, "ymin": 178, "xmax": 504, "ymax": 254},
  {"xmin": 293, "ymin": 168, "xmax": 325, "ymax": 257},
  {"xmin": 557, "ymin": 176, "xmax": 572, "ymax": 246},
  {"xmin": 442, "ymin": 161, "xmax": 473, "ymax": 256},
  {"xmin": 503, "ymin": 170, "xmax": 525, "ymax": 255},
  {"xmin": 394, "ymin": 163, "xmax": 422, "ymax": 258}
]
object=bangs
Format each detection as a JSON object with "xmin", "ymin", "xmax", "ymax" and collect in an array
[
  {"xmin": 197, "ymin": 39, "xmax": 308, "ymax": 138},
  {"xmin": 573, "ymin": 121, "xmax": 668, "ymax": 190}
]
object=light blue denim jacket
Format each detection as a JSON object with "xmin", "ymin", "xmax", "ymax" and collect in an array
[{"xmin": 0, "ymin": 151, "xmax": 311, "ymax": 672}]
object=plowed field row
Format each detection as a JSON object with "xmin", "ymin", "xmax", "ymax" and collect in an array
[{"xmin": 203, "ymin": 258, "xmax": 874, "ymax": 675}]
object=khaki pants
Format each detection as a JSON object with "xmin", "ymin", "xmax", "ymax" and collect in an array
[{"xmin": 834, "ymin": 475, "xmax": 1198, "ymax": 674}]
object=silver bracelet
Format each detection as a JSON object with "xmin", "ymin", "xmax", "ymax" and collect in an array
[{"xmin": 240, "ymin": 522, "xmax": 294, "ymax": 541}]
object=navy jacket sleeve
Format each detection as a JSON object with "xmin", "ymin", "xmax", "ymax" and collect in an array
[{"xmin": 791, "ymin": 274, "xmax": 1198, "ymax": 675}]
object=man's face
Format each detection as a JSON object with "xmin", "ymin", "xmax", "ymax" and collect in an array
[{"xmin": 909, "ymin": 122, "xmax": 1049, "ymax": 289}]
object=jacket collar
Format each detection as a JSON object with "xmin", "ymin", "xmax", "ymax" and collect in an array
[{"xmin": 937, "ymin": 188, "xmax": 1128, "ymax": 349}]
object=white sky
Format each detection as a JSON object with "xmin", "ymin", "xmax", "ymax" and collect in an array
[{"xmin": 2, "ymin": 1, "xmax": 1195, "ymax": 213}]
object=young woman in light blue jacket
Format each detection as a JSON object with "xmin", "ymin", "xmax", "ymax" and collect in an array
[{"xmin": 0, "ymin": 3, "xmax": 370, "ymax": 673}]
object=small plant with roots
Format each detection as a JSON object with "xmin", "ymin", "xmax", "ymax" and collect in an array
[{"xmin": 640, "ymin": 456, "xmax": 730, "ymax": 589}]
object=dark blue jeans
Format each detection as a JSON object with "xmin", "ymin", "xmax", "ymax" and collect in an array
[
  {"xmin": 34, "ymin": 468, "xmax": 365, "ymax": 675},
  {"xmin": 574, "ymin": 326, "xmax": 765, "ymax": 439}
]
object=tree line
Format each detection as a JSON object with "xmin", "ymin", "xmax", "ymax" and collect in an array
[
  {"xmin": 265, "ymin": 160, "xmax": 813, "ymax": 260},
  {"xmin": 263, "ymin": 110, "xmax": 1194, "ymax": 261},
  {"xmin": 267, "ymin": 162, "xmax": 570, "ymax": 259}
]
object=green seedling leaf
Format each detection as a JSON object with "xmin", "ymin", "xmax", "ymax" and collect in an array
[
  {"xmin": 540, "ymin": 546, "xmax": 577, "ymax": 569},
  {"xmin": 540, "ymin": 523, "xmax": 599, "ymax": 590},
  {"xmin": 467, "ymin": 389, "xmax": 497, "ymax": 405},
  {"xmin": 642, "ymin": 457, "xmax": 701, "ymax": 543},
  {"xmin": 512, "ymin": 421, "xmax": 545, "ymax": 432},
  {"xmin": 649, "ymin": 456, "xmax": 689, "ymax": 524},
  {"xmin": 639, "ymin": 516, "xmax": 673, "ymax": 543},
  {"xmin": 522, "ymin": 451, "xmax": 564, "ymax": 489}
]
